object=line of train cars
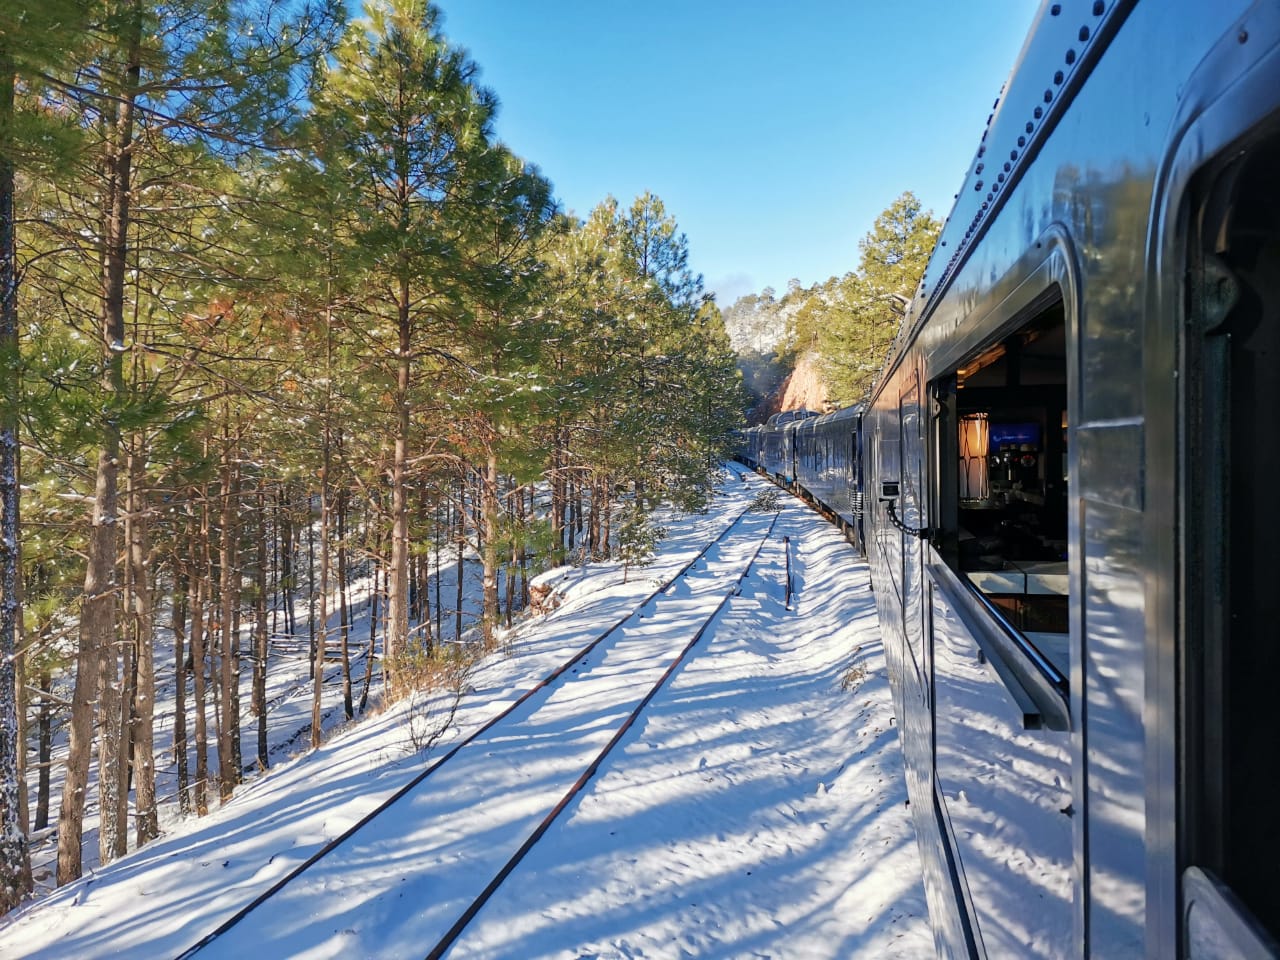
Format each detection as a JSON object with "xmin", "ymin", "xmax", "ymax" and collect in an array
[
  {"xmin": 739, "ymin": 1, "xmax": 1280, "ymax": 957},
  {"xmin": 738, "ymin": 406, "xmax": 866, "ymax": 551}
]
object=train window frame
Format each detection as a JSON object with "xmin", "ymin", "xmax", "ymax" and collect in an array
[
  {"xmin": 1176, "ymin": 109, "xmax": 1280, "ymax": 960},
  {"xmin": 1141, "ymin": 9, "xmax": 1280, "ymax": 955},
  {"xmin": 927, "ymin": 291, "xmax": 1071, "ymax": 730}
]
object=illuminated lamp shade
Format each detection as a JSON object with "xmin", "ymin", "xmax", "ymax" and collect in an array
[{"xmin": 959, "ymin": 412, "xmax": 989, "ymax": 500}]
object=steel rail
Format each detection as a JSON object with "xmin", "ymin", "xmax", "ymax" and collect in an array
[
  {"xmin": 424, "ymin": 510, "xmax": 780, "ymax": 960},
  {"xmin": 174, "ymin": 500, "xmax": 762, "ymax": 960}
]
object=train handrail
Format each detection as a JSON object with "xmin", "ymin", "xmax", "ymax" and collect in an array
[
  {"xmin": 926, "ymin": 558, "xmax": 1069, "ymax": 732},
  {"xmin": 1183, "ymin": 866, "xmax": 1280, "ymax": 960}
]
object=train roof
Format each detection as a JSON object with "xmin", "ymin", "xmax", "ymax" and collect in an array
[
  {"xmin": 766, "ymin": 409, "xmax": 821, "ymax": 427},
  {"xmin": 877, "ymin": 0, "xmax": 1133, "ymax": 391},
  {"xmin": 812, "ymin": 404, "xmax": 863, "ymax": 426}
]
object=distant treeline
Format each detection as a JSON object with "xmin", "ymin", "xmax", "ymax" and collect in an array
[{"xmin": 723, "ymin": 193, "xmax": 941, "ymax": 414}]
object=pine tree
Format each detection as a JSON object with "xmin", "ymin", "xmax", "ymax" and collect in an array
[
  {"xmin": 449, "ymin": 146, "xmax": 556, "ymax": 644},
  {"xmin": 0, "ymin": 0, "xmax": 92, "ymax": 911},
  {"xmin": 819, "ymin": 192, "xmax": 940, "ymax": 404},
  {"xmin": 36, "ymin": 0, "xmax": 341, "ymax": 884},
  {"xmin": 300, "ymin": 0, "xmax": 501, "ymax": 691}
]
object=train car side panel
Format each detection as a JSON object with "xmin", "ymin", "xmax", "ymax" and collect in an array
[{"xmin": 863, "ymin": 1, "xmax": 1277, "ymax": 957}]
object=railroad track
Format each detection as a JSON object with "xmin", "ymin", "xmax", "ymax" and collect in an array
[{"xmin": 176, "ymin": 497, "xmax": 780, "ymax": 959}]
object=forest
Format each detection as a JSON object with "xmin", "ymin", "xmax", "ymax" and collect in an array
[
  {"xmin": 724, "ymin": 192, "xmax": 941, "ymax": 418},
  {"xmin": 0, "ymin": 0, "xmax": 746, "ymax": 909}
]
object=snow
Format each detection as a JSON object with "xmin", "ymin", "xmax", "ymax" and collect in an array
[{"xmin": 0, "ymin": 470, "xmax": 931, "ymax": 959}]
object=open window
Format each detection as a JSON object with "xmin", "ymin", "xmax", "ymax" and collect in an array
[{"xmin": 931, "ymin": 294, "xmax": 1070, "ymax": 726}]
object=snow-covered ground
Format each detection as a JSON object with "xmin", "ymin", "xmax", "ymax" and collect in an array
[{"xmin": 0, "ymin": 469, "xmax": 931, "ymax": 959}]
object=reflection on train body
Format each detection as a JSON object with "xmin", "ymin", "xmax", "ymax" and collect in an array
[{"xmin": 738, "ymin": 1, "xmax": 1280, "ymax": 955}]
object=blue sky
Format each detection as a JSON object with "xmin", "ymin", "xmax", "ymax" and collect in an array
[{"xmin": 436, "ymin": 2, "xmax": 1040, "ymax": 306}]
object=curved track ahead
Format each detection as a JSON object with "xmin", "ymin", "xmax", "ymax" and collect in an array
[{"xmin": 178, "ymin": 496, "xmax": 779, "ymax": 959}]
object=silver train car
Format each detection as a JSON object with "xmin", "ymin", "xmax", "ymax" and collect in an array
[
  {"xmin": 738, "ymin": 405, "xmax": 866, "ymax": 550},
  {"xmin": 863, "ymin": 1, "xmax": 1280, "ymax": 956},
  {"xmin": 743, "ymin": 408, "xmax": 819, "ymax": 486}
]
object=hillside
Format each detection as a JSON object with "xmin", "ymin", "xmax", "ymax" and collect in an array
[{"xmin": 748, "ymin": 350, "xmax": 831, "ymax": 423}]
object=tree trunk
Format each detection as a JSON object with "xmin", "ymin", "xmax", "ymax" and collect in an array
[
  {"xmin": 386, "ymin": 277, "xmax": 412, "ymax": 697},
  {"xmin": 566, "ymin": 470, "xmax": 576, "ymax": 555},
  {"xmin": 254, "ymin": 484, "xmax": 269, "ymax": 770},
  {"xmin": 96, "ymin": 592, "xmax": 124, "ymax": 865},
  {"xmin": 58, "ymin": 2, "xmax": 141, "ymax": 880},
  {"xmin": 127, "ymin": 445, "xmax": 157, "ymax": 844},
  {"xmin": 230, "ymin": 602, "xmax": 242, "ymax": 772},
  {"xmin": 313, "ymin": 425, "xmax": 331, "ymax": 751},
  {"xmin": 191, "ymin": 502, "xmax": 210, "ymax": 816},
  {"xmin": 434, "ymin": 496, "xmax": 442, "ymax": 644},
  {"xmin": 306, "ymin": 506, "xmax": 315, "ymax": 673},
  {"xmin": 111, "ymin": 445, "xmax": 137, "ymax": 861},
  {"xmin": 172, "ymin": 561, "xmax": 189, "ymax": 815},
  {"xmin": 504, "ymin": 506, "xmax": 516, "ymax": 632},
  {"xmin": 589, "ymin": 476, "xmax": 603, "ymax": 559},
  {"xmin": 415, "ymin": 485, "xmax": 431, "ymax": 653},
  {"xmin": 336, "ymin": 486, "xmax": 352, "ymax": 721},
  {"xmin": 551, "ymin": 422, "xmax": 566, "ymax": 565},
  {"xmin": 454, "ymin": 479, "xmax": 465, "ymax": 644},
  {"xmin": 520, "ymin": 486, "xmax": 531, "ymax": 609},
  {"xmin": 358, "ymin": 525, "xmax": 381, "ymax": 714},
  {"xmin": 278, "ymin": 485, "xmax": 294, "ymax": 637},
  {"xmin": 480, "ymin": 453, "xmax": 499, "ymax": 646},
  {"xmin": 218, "ymin": 427, "xmax": 240, "ymax": 800},
  {"xmin": 602, "ymin": 481, "xmax": 614, "ymax": 558},
  {"xmin": 0, "ymin": 43, "xmax": 31, "ymax": 908},
  {"xmin": 33, "ymin": 671, "xmax": 52, "ymax": 833}
]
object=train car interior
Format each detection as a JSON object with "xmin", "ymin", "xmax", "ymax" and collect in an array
[{"xmin": 936, "ymin": 298, "xmax": 1069, "ymax": 677}]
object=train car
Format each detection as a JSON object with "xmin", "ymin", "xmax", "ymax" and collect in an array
[
  {"xmin": 759, "ymin": 414, "xmax": 787, "ymax": 479},
  {"xmin": 793, "ymin": 405, "xmax": 865, "ymax": 551},
  {"xmin": 758, "ymin": 409, "xmax": 817, "ymax": 483},
  {"xmin": 734, "ymin": 425, "xmax": 765, "ymax": 470},
  {"xmin": 861, "ymin": 1, "xmax": 1280, "ymax": 957}
]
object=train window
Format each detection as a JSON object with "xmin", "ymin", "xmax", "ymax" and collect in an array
[
  {"xmin": 1183, "ymin": 129, "xmax": 1280, "ymax": 948},
  {"xmin": 935, "ymin": 298, "xmax": 1070, "ymax": 705}
]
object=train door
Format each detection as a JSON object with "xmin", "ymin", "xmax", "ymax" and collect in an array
[
  {"xmin": 1174, "ymin": 90, "xmax": 1280, "ymax": 960},
  {"xmin": 897, "ymin": 370, "xmax": 938, "ymax": 871},
  {"xmin": 1142, "ymin": 14, "xmax": 1280, "ymax": 957},
  {"xmin": 898, "ymin": 371, "xmax": 928, "ymax": 692},
  {"xmin": 854, "ymin": 414, "xmax": 867, "ymax": 554},
  {"xmin": 870, "ymin": 403, "xmax": 908, "ymax": 661}
]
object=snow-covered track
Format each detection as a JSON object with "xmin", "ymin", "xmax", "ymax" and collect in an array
[
  {"xmin": 174, "ymin": 500, "xmax": 772, "ymax": 959},
  {"xmin": 424, "ymin": 510, "xmax": 779, "ymax": 960}
]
